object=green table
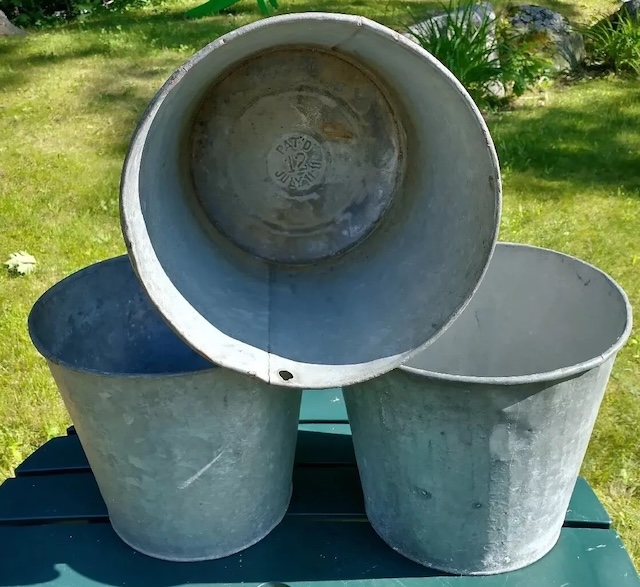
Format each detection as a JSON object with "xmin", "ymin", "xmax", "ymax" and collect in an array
[{"xmin": 0, "ymin": 389, "xmax": 638, "ymax": 586}]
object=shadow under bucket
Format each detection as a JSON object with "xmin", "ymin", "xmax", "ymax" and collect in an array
[
  {"xmin": 343, "ymin": 242, "xmax": 632, "ymax": 575},
  {"xmin": 28, "ymin": 256, "xmax": 301, "ymax": 562}
]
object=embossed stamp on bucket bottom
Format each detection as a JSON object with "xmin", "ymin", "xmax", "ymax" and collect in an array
[{"xmin": 190, "ymin": 46, "xmax": 406, "ymax": 264}]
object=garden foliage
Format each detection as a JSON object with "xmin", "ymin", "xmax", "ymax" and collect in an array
[{"xmin": 406, "ymin": 1, "xmax": 552, "ymax": 107}]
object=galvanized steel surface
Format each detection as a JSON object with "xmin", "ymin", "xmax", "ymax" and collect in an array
[
  {"xmin": 402, "ymin": 243, "xmax": 632, "ymax": 382},
  {"xmin": 120, "ymin": 12, "xmax": 502, "ymax": 388},
  {"xmin": 344, "ymin": 243, "xmax": 632, "ymax": 575},
  {"xmin": 191, "ymin": 46, "xmax": 404, "ymax": 264},
  {"xmin": 28, "ymin": 256, "xmax": 301, "ymax": 561}
]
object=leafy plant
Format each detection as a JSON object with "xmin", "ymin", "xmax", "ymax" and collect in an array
[
  {"xmin": 497, "ymin": 24, "xmax": 553, "ymax": 97},
  {"xmin": 582, "ymin": 13, "xmax": 640, "ymax": 75},
  {"xmin": 184, "ymin": 0, "xmax": 277, "ymax": 19},
  {"xmin": 405, "ymin": 1, "xmax": 552, "ymax": 107},
  {"xmin": 406, "ymin": 2, "xmax": 502, "ymax": 104},
  {"xmin": 0, "ymin": 0, "xmax": 151, "ymax": 27}
]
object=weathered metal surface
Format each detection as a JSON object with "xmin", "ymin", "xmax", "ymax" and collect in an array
[
  {"xmin": 344, "ymin": 243, "xmax": 632, "ymax": 575},
  {"xmin": 120, "ymin": 12, "xmax": 502, "ymax": 388},
  {"xmin": 191, "ymin": 46, "xmax": 404, "ymax": 264},
  {"xmin": 27, "ymin": 256, "xmax": 301, "ymax": 561},
  {"xmin": 14, "ymin": 422, "xmax": 356, "ymax": 477}
]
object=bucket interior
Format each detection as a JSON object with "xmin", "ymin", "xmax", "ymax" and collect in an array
[
  {"xmin": 120, "ymin": 14, "xmax": 501, "ymax": 387},
  {"xmin": 404, "ymin": 244, "xmax": 630, "ymax": 379},
  {"xmin": 29, "ymin": 256, "xmax": 213, "ymax": 375}
]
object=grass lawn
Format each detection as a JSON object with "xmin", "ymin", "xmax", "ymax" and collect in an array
[{"xmin": 1, "ymin": 0, "xmax": 639, "ymax": 567}]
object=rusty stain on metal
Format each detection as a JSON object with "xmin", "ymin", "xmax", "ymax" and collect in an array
[{"xmin": 322, "ymin": 121, "xmax": 356, "ymax": 141}]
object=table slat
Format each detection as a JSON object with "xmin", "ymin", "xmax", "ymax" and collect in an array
[
  {"xmin": 299, "ymin": 389, "xmax": 347, "ymax": 422},
  {"xmin": 566, "ymin": 477, "xmax": 611, "ymax": 529},
  {"xmin": 0, "ymin": 520, "xmax": 636, "ymax": 587}
]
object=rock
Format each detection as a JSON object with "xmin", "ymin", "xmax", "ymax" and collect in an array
[
  {"xmin": 596, "ymin": 0, "xmax": 640, "ymax": 28},
  {"xmin": 0, "ymin": 10, "xmax": 25, "ymax": 36},
  {"xmin": 508, "ymin": 4, "xmax": 585, "ymax": 71},
  {"xmin": 618, "ymin": 0, "xmax": 640, "ymax": 19},
  {"xmin": 404, "ymin": 1, "xmax": 496, "ymax": 40}
]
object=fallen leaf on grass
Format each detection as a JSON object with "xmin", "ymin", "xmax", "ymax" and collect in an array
[{"xmin": 4, "ymin": 251, "xmax": 37, "ymax": 276}]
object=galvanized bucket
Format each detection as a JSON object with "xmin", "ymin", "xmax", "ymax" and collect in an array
[
  {"xmin": 344, "ymin": 243, "xmax": 632, "ymax": 575},
  {"xmin": 120, "ymin": 12, "xmax": 501, "ymax": 389},
  {"xmin": 28, "ymin": 256, "xmax": 301, "ymax": 562}
]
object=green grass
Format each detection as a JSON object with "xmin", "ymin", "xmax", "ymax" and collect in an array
[{"xmin": 0, "ymin": 0, "xmax": 639, "ymax": 568}]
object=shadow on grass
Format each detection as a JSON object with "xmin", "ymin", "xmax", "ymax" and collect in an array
[
  {"xmin": 0, "ymin": 0, "xmax": 594, "ymax": 93},
  {"xmin": 0, "ymin": 40, "xmax": 28, "ymax": 90},
  {"xmin": 0, "ymin": 0, "xmax": 440, "ymax": 145},
  {"xmin": 0, "ymin": 0, "xmax": 443, "ymax": 66},
  {"xmin": 489, "ymin": 82, "xmax": 640, "ymax": 197},
  {"xmin": 0, "ymin": 8, "xmax": 240, "ymax": 91}
]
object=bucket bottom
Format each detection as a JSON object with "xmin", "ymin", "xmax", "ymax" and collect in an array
[
  {"xmin": 367, "ymin": 513, "xmax": 563, "ymax": 575},
  {"xmin": 110, "ymin": 484, "xmax": 293, "ymax": 562}
]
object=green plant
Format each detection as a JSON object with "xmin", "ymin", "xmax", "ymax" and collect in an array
[
  {"xmin": 406, "ymin": 1, "xmax": 502, "ymax": 105},
  {"xmin": 405, "ymin": 0, "xmax": 551, "ymax": 107},
  {"xmin": 184, "ymin": 0, "xmax": 277, "ymax": 19},
  {"xmin": 583, "ymin": 13, "xmax": 640, "ymax": 75},
  {"xmin": 497, "ymin": 24, "xmax": 554, "ymax": 97},
  {"xmin": 0, "ymin": 0, "xmax": 151, "ymax": 27}
]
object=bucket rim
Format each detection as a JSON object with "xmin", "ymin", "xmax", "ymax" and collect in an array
[
  {"xmin": 118, "ymin": 11, "xmax": 502, "ymax": 388},
  {"xmin": 400, "ymin": 242, "xmax": 633, "ymax": 386},
  {"xmin": 27, "ymin": 255, "xmax": 220, "ymax": 380}
]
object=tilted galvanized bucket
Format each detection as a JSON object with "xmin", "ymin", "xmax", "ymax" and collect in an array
[
  {"xmin": 28, "ymin": 256, "xmax": 301, "ymax": 562},
  {"xmin": 344, "ymin": 243, "xmax": 632, "ymax": 575},
  {"xmin": 120, "ymin": 12, "xmax": 501, "ymax": 389}
]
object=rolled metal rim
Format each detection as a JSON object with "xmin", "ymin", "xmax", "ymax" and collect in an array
[
  {"xmin": 28, "ymin": 256, "xmax": 219, "ymax": 380},
  {"xmin": 120, "ymin": 12, "xmax": 502, "ymax": 388},
  {"xmin": 400, "ymin": 242, "xmax": 633, "ymax": 386}
]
